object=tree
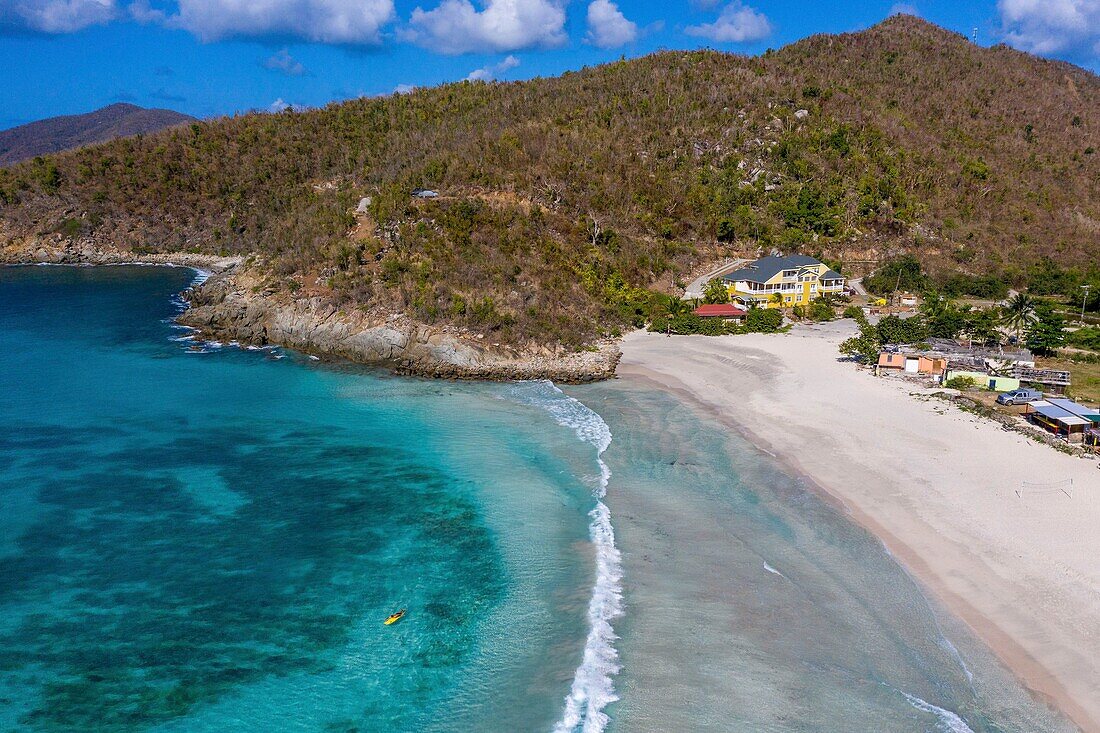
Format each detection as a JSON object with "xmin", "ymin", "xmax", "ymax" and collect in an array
[
  {"xmin": 1025, "ymin": 303, "xmax": 1065, "ymax": 356},
  {"xmin": 666, "ymin": 295, "xmax": 690, "ymax": 318},
  {"xmin": 840, "ymin": 319, "xmax": 881, "ymax": 362},
  {"xmin": 963, "ymin": 308, "xmax": 1002, "ymax": 347},
  {"xmin": 770, "ymin": 292, "xmax": 785, "ymax": 308},
  {"xmin": 919, "ymin": 291, "xmax": 964, "ymax": 338},
  {"xmin": 1001, "ymin": 293, "xmax": 1037, "ymax": 345},
  {"xmin": 703, "ymin": 278, "xmax": 730, "ymax": 304},
  {"xmin": 876, "ymin": 314, "xmax": 927, "ymax": 344}
]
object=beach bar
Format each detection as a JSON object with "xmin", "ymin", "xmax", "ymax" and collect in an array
[{"xmin": 1025, "ymin": 399, "xmax": 1100, "ymax": 443}]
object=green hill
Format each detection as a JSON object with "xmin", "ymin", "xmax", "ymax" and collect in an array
[{"xmin": 1, "ymin": 15, "xmax": 1096, "ymax": 347}]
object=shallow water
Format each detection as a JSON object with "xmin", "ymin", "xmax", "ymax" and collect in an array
[
  {"xmin": 0, "ymin": 265, "xmax": 1076, "ymax": 733},
  {"xmin": 574, "ymin": 380, "xmax": 1076, "ymax": 733}
]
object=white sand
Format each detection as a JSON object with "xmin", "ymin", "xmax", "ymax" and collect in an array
[{"xmin": 619, "ymin": 323, "xmax": 1100, "ymax": 731}]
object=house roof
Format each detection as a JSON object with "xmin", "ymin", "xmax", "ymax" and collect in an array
[
  {"xmin": 821, "ymin": 269, "xmax": 844, "ymax": 281},
  {"xmin": 694, "ymin": 304, "xmax": 747, "ymax": 318},
  {"xmin": 1046, "ymin": 398, "xmax": 1100, "ymax": 418},
  {"xmin": 1029, "ymin": 401, "xmax": 1093, "ymax": 426},
  {"xmin": 721, "ymin": 255, "xmax": 824, "ymax": 284}
]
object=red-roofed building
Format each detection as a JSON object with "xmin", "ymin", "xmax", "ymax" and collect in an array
[{"xmin": 693, "ymin": 303, "xmax": 747, "ymax": 322}]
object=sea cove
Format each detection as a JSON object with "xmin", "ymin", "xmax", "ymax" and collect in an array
[{"xmin": 0, "ymin": 266, "xmax": 1076, "ymax": 732}]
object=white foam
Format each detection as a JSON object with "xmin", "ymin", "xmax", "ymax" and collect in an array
[
  {"xmin": 506, "ymin": 381, "xmax": 623, "ymax": 733},
  {"xmin": 900, "ymin": 691, "xmax": 975, "ymax": 733},
  {"xmin": 189, "ymin": 268, "xmax": 212, "ymax": 287},
  {"xmin": 762, "ymin": 560, "xmax": 786, "ymax": 579}
]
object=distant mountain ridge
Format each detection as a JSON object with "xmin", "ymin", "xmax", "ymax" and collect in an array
[{"xmin": 0, "ymin": 103, "xmax": 196, "ymax": 166}]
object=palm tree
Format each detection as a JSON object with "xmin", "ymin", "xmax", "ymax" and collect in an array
[
  {"xmin": 666, "ymin": 295, "xmax": 688, "ymax": 318},
  {"xmin": 770, "ymin": 292, "xmax": 785, "ymax": 309},
  {"xmin": 919, "ymin": 290, "xmax": 955, "ymax": 321},
  {"xmin": 1001, "ymin": 293, "xmax": 1036, "ymax": 345}
]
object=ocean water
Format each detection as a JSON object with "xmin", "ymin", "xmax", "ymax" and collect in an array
[
  {"xmin": 0, "ymin": 265, "xmax": 605, "ymax": 732},
  {"xmin": 0, "ymin": 265, "xmax": 1076, "ymax": 733}
]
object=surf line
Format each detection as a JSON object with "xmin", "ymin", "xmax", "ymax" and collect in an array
[{"xmin": 508, "ymin": 381, "xmax": 624, "ymax": 733}]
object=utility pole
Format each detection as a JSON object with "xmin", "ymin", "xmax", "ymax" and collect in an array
[{"xmin": 1082, "ymin": 284, "xmax": 1092, "ymax": 322}]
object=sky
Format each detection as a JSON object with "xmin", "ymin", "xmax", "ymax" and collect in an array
[{"xmin": 1, "ymin": 0, "xmax": 1098, "ymax": 129}]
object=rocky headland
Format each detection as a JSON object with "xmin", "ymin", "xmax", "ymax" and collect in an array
[{"xmin": 1, "ymin": 236, "xmax": 620, "ymax": 383}]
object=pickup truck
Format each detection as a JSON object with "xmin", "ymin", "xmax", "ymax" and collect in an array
[{"xmin": 996, "ymin": 388, "xmax": 1043, "ymax": 406}]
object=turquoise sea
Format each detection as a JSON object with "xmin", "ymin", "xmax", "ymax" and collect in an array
[{"xmin": 0, "ymin": 265, "xmax": 1076, "ymax": 732}]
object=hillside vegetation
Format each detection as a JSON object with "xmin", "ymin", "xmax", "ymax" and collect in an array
[{"xmin": 1, "ymin": 16, "xmax": 1096, "ymax": 347}]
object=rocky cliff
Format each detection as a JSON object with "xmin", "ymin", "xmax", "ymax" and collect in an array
[
  {"xmin": 180, "ymin": 272, "xmax": 619, "ymax": 382},
  {"xmin": 1, "ymin": 236, "xmax": 619, "ymax": 382}
]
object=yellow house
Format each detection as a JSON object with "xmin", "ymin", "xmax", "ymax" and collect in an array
[{"xmin": 722, "ymin": 255, "xmax": 845, "ymax": 309}]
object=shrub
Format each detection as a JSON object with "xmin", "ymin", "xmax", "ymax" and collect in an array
[
  {"xmin": 842, "ymin": 305, "xmax": 865, "ymax": 320},
  {"xmin": 745, "ymin": 307, "xmax": 784, "ymax": 333},
  {"xmin": 1066, "ymin": 327, "xmax": 1100, "ymax": 352},
  {"xmin": 864, "ymin": 255, "xmax": 929, "ymax": 295},
  {"xmin": 944, "ymin": 375, "xmax": 977, "ymax": 390},
  {"xmin": 809, "ymin": 300, "xmax": 835, "ymax": 321},
  {"xmin": 648, "ymin": 313, "xmax": 739, "ymax": 336},
  {"xmin": 940, "ymin": 273, "xmax": 1008, "ymax": 299},
  {"xmin": 56, "ymin": 218, "xmax": 83, "ymax": 238}
]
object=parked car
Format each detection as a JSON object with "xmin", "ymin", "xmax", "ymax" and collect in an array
[{"xmin": 996, "ymin": 388, "xmax": 1043, "ymax": 406}]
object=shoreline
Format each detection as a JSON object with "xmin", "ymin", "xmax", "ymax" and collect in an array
[
  {"xmin": 617, "ymin": 325, "xmax": 1100, "ymax": 732},
  {"xmin": 1, "ymin": 245, "xmax": 619, "ymax": 383}
]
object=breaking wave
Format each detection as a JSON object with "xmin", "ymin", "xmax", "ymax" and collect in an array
[
  {"xmin": 901, "ymin": 691, "xmax": 975, "ymax": 733},
  {"xmin": 506, "ymin": 381, "xmax": 623, "ymax": 733}
]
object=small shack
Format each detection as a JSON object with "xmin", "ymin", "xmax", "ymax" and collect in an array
[
  {"xmin": 877, "ymin": 352, "xmax": 946, "ymax": 376},
  {"xmin": 694, "ymin": 304, "xmax": 747, "ymax": 323}
]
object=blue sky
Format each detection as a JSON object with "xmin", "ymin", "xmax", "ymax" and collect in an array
[{"xmin": 1, "ymin": 0, "xmax": 1098, "ymax": 129}]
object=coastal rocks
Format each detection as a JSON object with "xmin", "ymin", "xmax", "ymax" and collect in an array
[
  {"xmin": 0, "ymin": 234, "xmax": 240, "ymax": 271},
  {"xmin": 179, "ymin": 272, "xmax": 621, "ymax": 383}
]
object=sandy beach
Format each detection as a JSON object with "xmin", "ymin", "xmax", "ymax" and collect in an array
[{"xmin": 617, "ymin": 322, "xmax": 1100, "ymax": 732}]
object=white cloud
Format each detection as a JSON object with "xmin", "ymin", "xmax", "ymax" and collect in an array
[
  {"xmin": 393, "ymin": 83, "xmax": 417, "ymax": 94},
  {"xmin": 465, "ymin": 53, "xmax": 519, "ymax": 81},
  {"xmin": 404, "ymin": 0, "xmax": 567, "ymax": 54},
  {"xmin": 263, "ymin": 48, "xmax": 306, "ymax": 75},
  {"xmin": 137, "ymin": 0, "xmax": 396, "ymax": 44},
  {"xmin": 685, "ymin": 1, "xmax": 772, "ymax": 44},
  {"xmin": 0, "ymin": 0, "xmax": 117, "ymax": 33},
  {"xmin": 889, "ymin": 3, "xmax": 919, "ymax": 16},
  {"xmin": 585, "ymin": 0, "xmax": 637, "ymax": 48},
  {"xmin": 998, "ymin": 0, "xmax": 1100, "ymax": 58},
  {"xmin": 268, "ymin": 98, "xmax": 308, "ymax": 112}
]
